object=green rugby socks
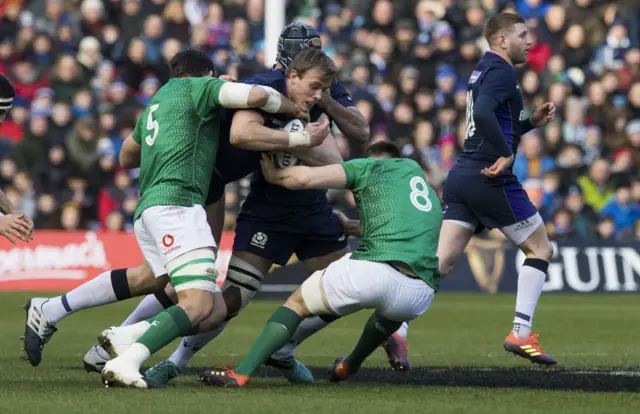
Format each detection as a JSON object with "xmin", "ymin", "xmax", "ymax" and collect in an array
[
  {"xmin": 137, "ymin": 306, "xmax": 195, "ymax": 354},
  {"xmin": 345, "ymin": 312, "xmax": 403, "ymax": 370},
  {"xmin": 235, "ymin": 306, "xmax": 302, "ymax": 376}
]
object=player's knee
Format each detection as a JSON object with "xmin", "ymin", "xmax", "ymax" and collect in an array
[
  {"xmin": 179, "ymin": 291, "xmax": 215, "ymax": 324},
  {"xmin": 531, "ymin": 241, "xmax": 554, "ymax": 262},
  {"xmin": 221, "ymin": 256, "xmax": 265, "ymax": 318}
]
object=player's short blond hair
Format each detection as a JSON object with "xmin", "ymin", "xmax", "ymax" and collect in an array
[
  {"xmin": 285, "ymin": 48, "xmax": 337, "ymax": 85},
  {"xmin": 483, "ymin": 13, "xmax": 525, "ymax": 45}
]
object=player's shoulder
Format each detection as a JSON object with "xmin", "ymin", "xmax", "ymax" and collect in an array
[
  {"xmin": 474, "ymin": 53, "xmax": 514, "ymax": 79},
  {"xmin": 373, "ymin": 157, "xmax": 423, "ymax": 175},
  {"xmin": 242, "ymin": 69, "xmax": 286, "ymax": 92},
  {"xmin": 330, "ymin": 79, "xmax": 348, "ymax": 94}
]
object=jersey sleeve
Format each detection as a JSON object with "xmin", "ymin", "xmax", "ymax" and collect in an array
[
  {"xmin": 191, "ymin": 77, "xmax": 227, "ymax": 119},
  {"xmin": 479, "ymin": 66, "xmax": 515, "ymax": 105},
  {"xmin": 131, "ymin": 110, "xmax": 144, "ymax": 145},
  {"xmin": 330, "ymin": 80, "xmax": 355, "ymax": 108},
  {"xmin": 341, "ymin": 158, "xmax": 375, "ymax": 193}
]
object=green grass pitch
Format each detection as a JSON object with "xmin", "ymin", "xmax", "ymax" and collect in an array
[{"xmin": 2, "ymin": 292, "xmax": 640, "ymax": 414}]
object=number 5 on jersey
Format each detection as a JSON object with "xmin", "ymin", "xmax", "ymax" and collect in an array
[
  {"xmin": 410, "ymin": 176, "xmax": 432, "ymax": 212},
  {"xmin": 145, "ymin": 104, "xmax": 160, "ymax": 146}
]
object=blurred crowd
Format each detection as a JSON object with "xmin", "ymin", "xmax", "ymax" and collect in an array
[{"xmin": 0, "ymin": 0, "xmax": 639, "ymax": 241}]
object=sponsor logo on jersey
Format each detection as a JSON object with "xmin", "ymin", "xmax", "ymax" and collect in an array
[
  {"xmin": 151, "ymin": 321, "xmax": 160, "ymax": 327},
  {"xmin": 251, "ymin": 232, "xmax": 268, "ymax": 249},
  {"xmin": 338, "ymin": 234, "xmax": 346, "ymax": 242},
  {"xmin": 469, "ymin": 70, "xmax": 482, "ymax": 84},
  {"xmin": 162, "ymin": 234, "xmax": 174, "ymax": 247}
]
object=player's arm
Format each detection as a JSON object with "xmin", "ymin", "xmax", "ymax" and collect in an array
[
  {"xmin": 473, "ymin": 68, "xmax": 515, "ymax": 158},
  {"xmin": 522, "ymin": 102, "xmax": 557, "ymax": 135},
  {"xmin": 319, "ymin": 85, "xmax": 369, "ymax": 142},
  {"xmin": 120, "ymin": 134, "xmax": 142, "ymax": 169},
  {"xmin": 120, "ymin": 115, "xmax": 143, "ymax": 169},
  {"xmin": 291, "ymin": 116, "xmax": 343, "ymax": 166},
  {"xmin": 260, "ymin": 154, "xmax": 347, "ymax": 190},
  {"xmin": 230, "ymin": 110, "xmax": 329, "ymax": 150},
  {"xmin": 194, "ymin": 78, "xmax": 307, "ymax": 120},
  {"xmin": 335, "ymin": 211, "xmax": 361, "ymax": 238}
]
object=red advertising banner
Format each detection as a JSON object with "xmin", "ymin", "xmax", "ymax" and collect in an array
[{"xmin": 0, "ymin": 231, "xmax": 236, "ymax": 291}]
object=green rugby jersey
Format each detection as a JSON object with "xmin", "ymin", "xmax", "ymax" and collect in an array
[
  {"xmin": 342, "ymin": 158, "xmax": 443, "ymax": 290},
  {"xmin": 132, "ymin": 77, "xmax": 226, "ymax": 221}
]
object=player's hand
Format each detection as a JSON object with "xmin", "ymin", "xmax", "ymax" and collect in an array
[
  {"xmin": 0, "ymin": 214, "xmax": 33, "ymax": 244},
  {"xmin": 317, "ymin": 89, "xmax": 332, "ymax": 109},
  {"xmin": 530, "ymin": 102, "xmax": 556, "ymax": 128},
  {"xmin": 335, "ymin": 211, "xmax": 361, "ymax": 238},
  {"xmin": 278, "ymin": 95, "xmax": 310, "ymax": 122},
  {"xmin": 293, "ymin": 104, "xmax": 310, "ymax": 122},
  {"xmin": 260, "ymin": 153, "xmax": 281, "ymax": 184},
  {"xmin": 219, "ymin": 75, "xmax": 237, "ymax": 82},
  {"xmin": 481, "ymin": 155, "xmax": 514, "ymax": 178},
  {"xmin": 304, "ymin": 117, "xmax": 330, "ymax": 147}
]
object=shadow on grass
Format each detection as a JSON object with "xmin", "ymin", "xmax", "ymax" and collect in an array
[{"xmin": 188, "ymin": 365, "xmax": 640, "ymax": 393}]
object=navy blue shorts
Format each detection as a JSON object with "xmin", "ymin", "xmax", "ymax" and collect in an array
[
  {"xmin": 442, "ymin": 167, "xmax": 537, "ymax": 233},
  {"xmin": 233, "ymin": 204, "xmax": 348, "ymax": 266}
]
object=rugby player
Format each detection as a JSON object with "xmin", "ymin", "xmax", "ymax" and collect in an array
[
  {"xmin": 437, "ymin": 13, "xmax": 557, "ymax": 365},
  {"xmin": 200, "ymin": 141, "xmax": 441, "ymax": 387}
]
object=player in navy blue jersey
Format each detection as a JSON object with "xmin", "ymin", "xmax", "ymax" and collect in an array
[{"xmin": 438, "ymin": 13, "xmax": 558, "ymax": 365}]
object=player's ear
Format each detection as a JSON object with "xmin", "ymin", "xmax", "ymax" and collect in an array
[{"xmin": 287, "ymin": 69, "xmax": 299, "ymax": 81}]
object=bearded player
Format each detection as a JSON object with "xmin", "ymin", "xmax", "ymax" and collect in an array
[
  {"xmin": 201, "ymin": 140, "xmax": 441, "ymax": 387},
  {"xmin": 438, "ymin": 13, "xmax": 557, "ymax": 365}
]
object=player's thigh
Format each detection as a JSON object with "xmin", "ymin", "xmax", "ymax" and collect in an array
[
  {"xmin": 142, "ymin": 206, "xmax": 220, "ymax": 296},
  {"xmin": 514, "ymin": 216, "xmax": 554, "ymax": 260},
  {"xmin": 300, "ymin": 246, "xmax": 350, "ymax": 275},
  {"xmin": 232, "ymin": 214, "xmax": 297, "ymax": 267},
  {"xmin": 141, "ymin": 205, "xmax": 218, "ymax": 267},
  {"xmin": 133, "ymin": 218, "xmax": 166, "ymax": 279},
  {"xmin": 493, "ymin": 181, "xmax": 547, "ymax": 246},
  {"xmin": 378, "ymin": 270, "xmax": 436, "ymax": 322},
  {"xmin": 296, "ymin": 210, "xmax": 351, "ymax": 274},
  {"xmin": 438, "ymin": 220, "xmax": 475, "ymax": 275},
  {"xmin": 442, "ymin": 172, "xmax": 481, "ymax": 232},
  {"xmin": 320, "ymin": 256, "xmax": 388, "ymax": 317}
]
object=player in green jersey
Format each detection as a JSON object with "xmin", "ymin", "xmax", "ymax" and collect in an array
[
  {"xmin": 200, "ymin": 141, "xmax": 442, "ymax": 387},
  {"xmin": 97, "ymin": 49, "xmax": 318, "ymax": 389}
]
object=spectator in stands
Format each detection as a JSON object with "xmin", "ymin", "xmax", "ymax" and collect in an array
[
  {"xmin": 578, "ymin": 158, "xmax": 615, "ymax": 213},
  {"xmin": 599, "ymin": 181, "xmax": 640, "ymax": 235},
  {"xmin": 0, "ymin": 0, "xmax": 636, "ymax": 239}
]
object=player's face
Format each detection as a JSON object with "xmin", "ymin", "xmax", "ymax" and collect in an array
[
  {"xmin": 288, "ymin": 68, "xmax": 332, "ymax": 111},
  {"xmin": 505, "ymin": 23, "xmax": 531, "ymax": 65}
]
